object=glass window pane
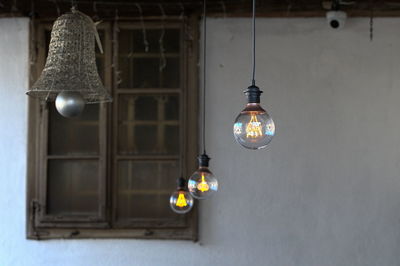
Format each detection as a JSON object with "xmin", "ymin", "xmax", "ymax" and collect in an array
[
  {"xmin": 165, "ymin": 95, "xmax": 179, "ymax": 120},
  {"xmin": 118, "ymin": 30, "xmax": 132, "ymax": 54},
  {"xmin": 118, "ymin": 94, "xmax": 180, "ymax": 155},
  {"xmin": 132, "ymin": 29, "xmax": 179, "ymax": 53},
  {"xmin": 47, "ymin": 160, "xmax": 99, "ymax": 216},
  {"xmin": 117, "ymin": 160, "xmax": 179, "ymax": 220},
  {"xmin": 118, "ymin": 57, "xmax": 131, "ymax": 88},
  {"xmin": 165, "ymin": 126, "xmax": 179, "ymax": 154},
  {"xmin": 118, "ymin": 28, "xmax": 181, "ymax": 89},
  {"xmin": 135, "ymin": 96, "xmax": 158, "ymax": 120},
  {"xmin": 162, "ymin": 58, "xmax": 180, "ymax": 88},
  {"xmin": 48, "ymin": 103, "xmax": 99, "ymax": 155},
  {"xmin": 163, "ymin": 29, "xmax": 180, "ymax": 53},
  {"xmin": 132, "ymin": 58, "xmax": 160, "ymax": 88}
]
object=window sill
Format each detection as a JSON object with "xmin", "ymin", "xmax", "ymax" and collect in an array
[{"xmin": 27, "ymin": 227, "xmax": 198, "ymax": 241}]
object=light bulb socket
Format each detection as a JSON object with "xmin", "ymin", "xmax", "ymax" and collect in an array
[
  {"xmin": 244, "ymin": 85, "xmax": 263, "ymax": 103},
  {"xmin": 177, "ymin": 177, "xmax": 186, "ymax": 190},
  {"xmin": 198, "ymin": 153, "xmax": 210, "ymax": 167}
]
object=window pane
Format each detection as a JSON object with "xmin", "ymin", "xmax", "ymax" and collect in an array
[
  {"xmin": 163, "ymin": 29, "xmax": 180, "ymax": 53},
  {"xmin": 165, "ymin": 94, "xmax": 179, "ymax": 120},
  {"xmin": 118, "ymin": 28, "xmax": 180, "ymax": 89},
  {"xmin": 118, "ymin": 29, "xmax": 131, "ymax": 54},
  {"xmin": 165, "ymin": 126, "xmax": 179, "ymax": 154},
  {"xmin": 47, "ymin": 160, "xmax": 99, "ymax": 216},
  {"xmin": 132, "ymin": 29, "xmax": 180, "ymax": 53},
  {"xmin": 118, "ymin": 94, "xmax": 180, "ymax": 155},
  {"xmin": 116, "ymin": 160, "xmax": 179, "ymax": 220},
  {"xmin": 132, "ymin": 58, "xmax": 160, "ymax": 88},
  {"xmin": 118, "ymin": 57, "xmax": 131, "ymax": 88},
  {"xmin": 134, "ymin": 96, "xmax": 158, "ymax": 120},
  {"xmin": 48, "ymin": 103, "xmax": 99, "ymax": 155},
  {"xmin": 161, "ymin": 58, "xmax": 180, "ymax": 88}
]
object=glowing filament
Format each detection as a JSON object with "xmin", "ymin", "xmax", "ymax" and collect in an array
[
  {"xmin": 176, "ymin": 193, "xmax": 188, "ymax": 207},
  {"xmin": 197, "ymin": 173, "xmax": 210, "ymax": 192},
  {"xmin": 246, "ymin": 114, "xmax": 262, "ymax": 138}
]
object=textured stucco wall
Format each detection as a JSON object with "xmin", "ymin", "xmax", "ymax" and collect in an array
[{"xmin": 1, "ymin": 16, "xmax": 400, "ymax": 266}]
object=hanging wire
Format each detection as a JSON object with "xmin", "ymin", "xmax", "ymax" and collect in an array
[
  {"xmin": 202, "ymin": 0, "xmax": 207, "ymax": 154},
  {"xmin": 179, "ymin": 2, "xmax": 185, "ymax": 20},
  {"xmin": 179, "ymin": 148, "xmax": 185, "ymax": 177},
  {"xmin": 369, "ymin": 0, "xmax": 374, "ymax": 41},
  {"xmin": 91, "ymin": 2, "xmax": 104, "ymax": 55},
  {"xmin": 135, "ymin": 3, "xmax": 149, "ymax": 52},
  {"xmin": 92, "ymin": 1, "xmax": 99, "ymax": 21},
  {"xmin": 286, "ymin": 0, "xmax": 292, "ymax": 16},
  {"xmin": 220, "ymin": 1, "xmax": 226, "ymax": 18},
  {"xmin": 50, "ymin": 0, "xmax": 61, "ymax": 16},
  {"xmin": 11, "ymin": 0, "xmax": 18, "ymax": 12},
  {"xmin": 29, "ymin": 0, "xmax": 37, "ymax": 86},
  {"xmin": 113, "ymin": 9, "xmax": 123, "ymax": 86},
  {"xmin": 251, "ymin": 0, "xmax": 256, "ymax": 86},
  {"xmin": 159, "ymin": 4, "xmax": 167, "ymax": 72}
]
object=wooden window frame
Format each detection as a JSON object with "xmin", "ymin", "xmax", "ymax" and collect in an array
[{"xmin": 27, "ymin": 16, "xmax": 199, "ymax": 240}]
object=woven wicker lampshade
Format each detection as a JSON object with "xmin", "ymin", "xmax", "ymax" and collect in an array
[{"xmin": 27, "ymin": 8, "xmax": 112, "ymax": 103}]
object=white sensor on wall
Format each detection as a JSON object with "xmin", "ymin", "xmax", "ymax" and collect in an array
[{"xmin": 326, "ymin": 10, "xmax": 347, "ymax": 29}]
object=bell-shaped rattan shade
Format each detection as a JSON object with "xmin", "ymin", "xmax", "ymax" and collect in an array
[{"xmin": 27, "ymin": 9, "xmax": 112, "ymax": 103}]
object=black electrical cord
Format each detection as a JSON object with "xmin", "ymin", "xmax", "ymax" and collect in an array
[
  {"xmin": 251, "ymin": 0, "xmax": 256, "ymax": 86},
  {"xmin": 202, "ymin": 0, "xmax": 207, "ymax": 154}
]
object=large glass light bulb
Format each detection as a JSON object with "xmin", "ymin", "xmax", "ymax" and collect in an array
[
  {"xmin": 170, "ymin": 177, "xmax": 194, "ymax": 214},
  {"xmin": 170, "ymin": 190, "xmax": 194, "ymax": 214},
  {"xmin": 233, "ymin": 85, "xmax": 275, "ymax": 150},
  {"xmin": 188, "ymin": 154, "xmax": 218, "ymax": 199},
  {"xmin": 233, "ymin": 103, "xmax": 275, "ymax": 149}
]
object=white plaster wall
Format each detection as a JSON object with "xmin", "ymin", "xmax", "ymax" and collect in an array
[{"xmin": 1, "ymin": 16, "xmax": 400, "ymax": 266}]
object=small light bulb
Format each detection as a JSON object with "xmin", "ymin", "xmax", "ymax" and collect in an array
[
  {"xmin": 188, "ymin": 154, "xmax": 218, "ymax": 199},
  {"xmin": 170, "ymin": 177, "xmax": 194, "ymax": 214}
]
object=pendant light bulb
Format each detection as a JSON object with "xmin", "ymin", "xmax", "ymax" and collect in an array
[
  {"xmin": 170, "ymin": 177, "xmax": 194, "ymax": 214},
  {"xmin": 188, "ymin": 154, "xmax": 218, "ymax": 199},
  {"xmin": 188, "ymin": 0, "xmax": 218, "ymax": 200},
  {"xmin": 233, "ymin": 0, "xmax": 275, "ymax": 149},
  {"xmin": 233, "ymin": 86, "xmax": 275, "ymax": 149}
]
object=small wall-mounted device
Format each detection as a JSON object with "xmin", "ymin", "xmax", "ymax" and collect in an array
[
  {"xmin": 326, "ymin": 10, "xmax": 347, "ymax": 29},
  {"xmin": 325, "ymin": 0, "xmax": 348, "ymax": 29}
]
